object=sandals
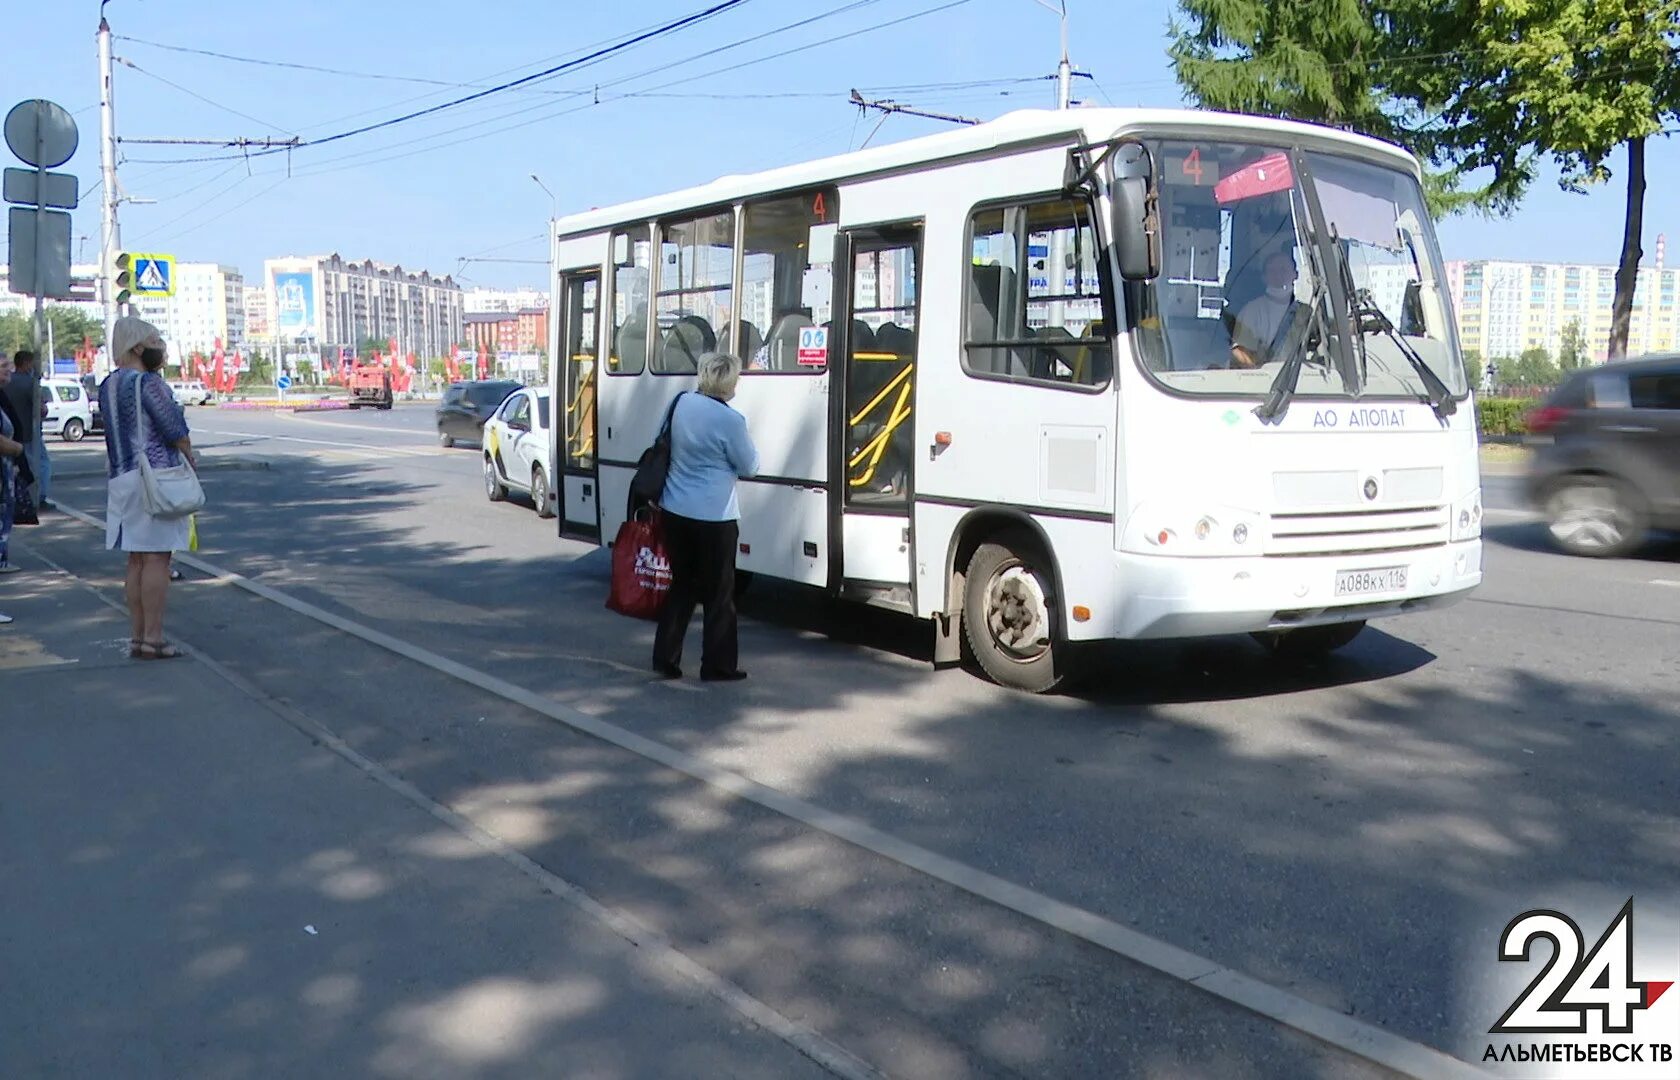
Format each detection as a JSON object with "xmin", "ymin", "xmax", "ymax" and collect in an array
[{"xmin": 133, "ymin": 640, "xmax": 184, "ymax": 660}]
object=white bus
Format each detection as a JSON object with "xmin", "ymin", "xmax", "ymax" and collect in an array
[{"xmin": 545, "ymin": 108, "xmax": 1482, "ymax": 692}]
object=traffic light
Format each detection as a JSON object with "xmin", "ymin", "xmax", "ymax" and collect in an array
[{"xmin": 113, "ymin": 252, "xmax": 134, "ymax": 308}]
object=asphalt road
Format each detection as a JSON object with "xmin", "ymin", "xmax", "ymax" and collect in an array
[{"xmin": 13, "ymin": 405, "xmax": 1679, "ymax": 1078}]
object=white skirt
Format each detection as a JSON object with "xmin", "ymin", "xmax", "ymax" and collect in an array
[{"xmin": 106, "ymin": 468, "xmax": 191, "ymax": 553}]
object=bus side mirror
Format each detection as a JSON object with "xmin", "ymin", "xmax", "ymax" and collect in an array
[{"xmin": 1110, "ymin": 142, "xmax": 1159, "ymax": 282}]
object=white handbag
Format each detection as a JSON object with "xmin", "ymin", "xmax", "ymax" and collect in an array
[{"xmin": 131, "ymin": 371, "xmax": 205, "ymax": 519}]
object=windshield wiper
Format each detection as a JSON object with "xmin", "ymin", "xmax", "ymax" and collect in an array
[
  {"xmin": 1253, "ymin": 276, "xmax": 1327, "ymax": 424},
  {"xmin": 1324, "ymin": 231, "xmax": 1455, "ymax": 420}
]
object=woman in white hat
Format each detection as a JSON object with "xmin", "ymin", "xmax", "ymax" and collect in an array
[{"xmin": 101, "ymin": 316, "xmax": 196, "ymax": 659}]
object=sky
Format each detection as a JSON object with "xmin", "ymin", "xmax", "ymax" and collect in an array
[{"xmin": 8, "ymin": 0, "xmax": 1679, "ymax": 292}]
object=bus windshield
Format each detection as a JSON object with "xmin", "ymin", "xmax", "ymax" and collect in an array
[{"xmin": 1130, "ymin": 139, "xmax": 1465, "ymax": 400}]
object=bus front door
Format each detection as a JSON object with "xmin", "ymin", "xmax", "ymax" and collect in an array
[
  {"xmin": 557, "ymin": 270, "xmax": 601, "ymax": 541},
  {"xmin": 831, "ymin": 223, "xmax": 922, "ymax": 610}
]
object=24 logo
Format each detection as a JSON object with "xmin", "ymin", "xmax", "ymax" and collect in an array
[{"xmin": 1492, "ymin": 899, "xmax": 1673, "ymax": 1034}]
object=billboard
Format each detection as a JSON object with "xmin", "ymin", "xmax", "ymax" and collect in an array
[{"xmin": 272, "ymin": 270, "xmax": 315, "ymax": 340}]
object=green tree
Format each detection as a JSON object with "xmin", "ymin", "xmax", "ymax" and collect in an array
[
  {"xmin": 1558, "ymin": 317, "xmax": 1586, "ymax": 370},
  {"xmin": 1461, "ymin": 347, "xmax": 1483, "ymax": 392},
  {"xmin": 1508, "ymin": 346, "xmax": 1561, "ymax": 388},
  {"xmin": 1380, "ymin": 0, "xmax": 1680, "ymax": 359},
  {"xmin": 358, "ymin": 336, "xmax": 387, "ymax": 361},
  {"xmin": 1167, "ymin": 0, "xmax": 1505, "ymax": 214}
]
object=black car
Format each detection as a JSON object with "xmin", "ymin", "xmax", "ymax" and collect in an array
[
  {"xmin": 436, "ymin": 379, "xmax": 522, "ymax": 448},
  {"xmin": 1524, "ymin": 355, "xmax": 1680, "ymax": 556}
]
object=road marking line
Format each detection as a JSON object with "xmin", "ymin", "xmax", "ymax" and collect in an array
[
  {"xmin": 283, "ymin": 411, "xmax": 444, "ymax": 440},
  {"xmin": 22, "ymin": 542, "xmax": 884, "ymax": 1080},
  {"xmin": 196, "ymin": 427, "xmax": 447, "ymax": 458},
  {"xmin": 1651, "ymin": 579, "xmax": 1680, "ymax": 588},
  {"xmin": 49, "ymin": 500, "xmax": 1490, "ymax": 1080}
]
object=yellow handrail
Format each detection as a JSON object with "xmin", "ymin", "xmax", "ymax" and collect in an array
[
  {"xmin": 848, "ymin": 380, "xmax": 914, "ymax": 487},
  {"xmin": 848, "ymin": 362, "xmax": 913, "ymax": 427}
]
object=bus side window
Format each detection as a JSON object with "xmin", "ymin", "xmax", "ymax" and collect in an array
[
  {"xmin": 964, "ymin": 197, "xmax": 1111, "ymax": 387},
  {"xmin": 741, "ymin": 187, "xmax": 838, "ymax": 373},
  {"xmin": 610, "ymin": 227, "xmax": 652, "ymax": 375}
]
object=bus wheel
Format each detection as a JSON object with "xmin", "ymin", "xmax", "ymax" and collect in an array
[
  {"xmin": 963, "ymin": 540, "xmax": 1063, "ymax": 693},
  {"xmin": 1254, "ymin": 621, "xmax": 1365, "ymax": 660},
  {"xmin": 484, "ymin": 455, "xmax": 507, "ymax": 502}
]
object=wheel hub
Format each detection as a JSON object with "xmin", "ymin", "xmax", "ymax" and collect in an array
[
  {"xmin": 1549, "ymin": 486, "xmax": 1625, "ymax": 550},
  {"xmin": 985, "ymin": 564, "xmax": 1050, "ymax": 661}
]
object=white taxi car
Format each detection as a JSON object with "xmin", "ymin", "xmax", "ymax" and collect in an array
[
  {"xmin": 42, "ymin": 378, "xmax": 94, "ymax": 442},
  {"xmin": 168, "ymin": 379, "xmax": 215, "ymax": 406},
  {"xmin": 481, "ymin": 387, "xmax": 555, "ymax": 518}
]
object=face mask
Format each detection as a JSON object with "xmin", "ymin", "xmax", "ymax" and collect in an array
[{"xmin": 140, "ymin": 347, "xmax": 166, "ymax": 372}]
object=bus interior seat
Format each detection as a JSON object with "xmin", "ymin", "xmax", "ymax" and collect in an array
[
  {"xmin": 614, "ymin": 316, "xmax": 648, "ymax": 371},
  {"xmin": 1032, "ymin": 324, "xmax": 1076, "ymax": 380},
  {"xmin": 659, "ymin": 315, "xmax": 714, "ymax": 373},
  {"xmin": 967, "ymin": 262, "xmax": 1028, "ymax": 377},
  {"xmin": 767, "ymin": 312, "xmax": 815, "ymax": 371},
  {"xmin": 719, "ymin": 320, "xmax": 765, "ymax": 365}
]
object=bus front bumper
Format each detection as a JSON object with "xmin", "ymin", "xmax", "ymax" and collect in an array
[{"xmin": 1108, "ymin": 539, "xmax": 1482, "ymax": 640}]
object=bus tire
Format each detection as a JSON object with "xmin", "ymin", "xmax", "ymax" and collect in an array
[
  {"xmin": 1254, "ymin": 620, "xmax": 1365, "ymax": 660},
  {"xmin": 962, "ymin": 540, "xmax": 1063, "ymax": 693}
]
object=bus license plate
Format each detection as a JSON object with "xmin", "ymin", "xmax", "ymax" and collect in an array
[{"xmin": 1334, "ymin": 566, "xmax": 1407, "ymax": 597}]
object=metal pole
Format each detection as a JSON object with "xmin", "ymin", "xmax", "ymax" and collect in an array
[
  {"xmin": 1056, "ymin": 2, "xmax": 1071, "ymax": 109},
  {"xmin": 98, "ymin": 13, "xmax": 120, "ymax": 373}
]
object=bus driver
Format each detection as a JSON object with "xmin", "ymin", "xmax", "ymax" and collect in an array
[{"xmin": 1228, "ymin": 249, "xmax": 1298, "ymax": 369}]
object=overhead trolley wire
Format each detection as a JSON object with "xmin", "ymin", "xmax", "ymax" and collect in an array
[{"xmin": 120, "ymin": 0, "xmax": 757, "ymax": 165}]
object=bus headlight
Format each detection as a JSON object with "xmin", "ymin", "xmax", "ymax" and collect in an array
[{"xmin": 1451, "ymin": 488, "xmax": 1482, "ymax": 541}]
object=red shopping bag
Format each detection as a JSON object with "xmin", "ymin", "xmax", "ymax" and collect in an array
[{"xmin": 605, "ymin": 509, "xmax": 672, "ymax": 620}]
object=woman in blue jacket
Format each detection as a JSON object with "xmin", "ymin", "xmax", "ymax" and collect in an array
[{"xmin": 652, "ymin": 351, "xmax": 759, "ymax": 681}]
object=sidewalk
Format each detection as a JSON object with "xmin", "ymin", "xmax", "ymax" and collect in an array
[{"xmin": 0, "ymin": 542, "xmax": 838, "ymax": 1080}]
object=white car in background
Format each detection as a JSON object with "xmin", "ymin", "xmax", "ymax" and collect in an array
[
  {"xmin": 169, "ymin": 379, "xmax": 215, "ymax": 406},
  {"xmin": 41, "ymin": 378, "xmax": 93, "ymax": 442},
  {"xmin": 480, "ymin": 387, "xmax": 555, "ymax": 518}
]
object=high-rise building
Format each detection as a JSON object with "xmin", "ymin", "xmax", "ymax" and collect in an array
[
  {"xmin": 463, "ymin": 286, "xmax": 547, "ymax": 314},
  {"xmin": 263, "ymin": 254, "xmax": 464, "ymax": 359},
  {"xmin": 132, "ymin": 262, "xmax": 246, "ymax": 359},
  {"xmin": 1445, "ymin": 235, "xmax": 1678, "ymax": 363},
  {"xmin": 243, "ymin": 288, "xmax": 270, "ymax": 341}
]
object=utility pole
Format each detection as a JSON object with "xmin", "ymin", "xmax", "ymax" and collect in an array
[
  {"xmin": 97, "ymin": 9, "xmax": 119, "ymax": 374},
  {"xmin": 1032, "ymin": 0, "xmax": 1072, "ymax": 109}
]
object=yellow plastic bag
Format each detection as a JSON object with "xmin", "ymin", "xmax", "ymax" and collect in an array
[{"xmin": 187, "ymin": 514, "xmax": 200, "ymax": 552}]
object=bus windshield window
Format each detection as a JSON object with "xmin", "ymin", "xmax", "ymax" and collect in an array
[
  {"xmin": 1305, "ymin": 151, "xmax": 1467, "ymax": 397},
  {"xmin": 1130, "ymin": 140, "xmax": 1460, "ymax": 400},
  {"xmin": 740, "ymin": 188, "xmax": 837, "ymax": 373}
]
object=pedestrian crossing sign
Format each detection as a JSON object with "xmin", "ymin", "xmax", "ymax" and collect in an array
[{"xmin": 131, "ymin": 253, "xmax": 175, "ymax": 297}]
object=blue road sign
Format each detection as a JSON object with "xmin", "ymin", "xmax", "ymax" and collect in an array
[
  {"xmin": 131, "ymin": 253, "xmax": 175, "ymax": 297},
  {"xmin": 276, "ymin": 374, "xmax": 292, "ymax": 391}
]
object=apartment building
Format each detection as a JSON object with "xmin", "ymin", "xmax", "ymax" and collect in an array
[
  {"xmin": 263, "ymin": 254, "xmax": 464, "ymax": 358},
  {"xmin": 132, "ymin": 262, "xmax": 246, "ymax": 358},
  {"xmin": 1445, "ymin": 235, "xmax": 1677, "ymax": 362}
]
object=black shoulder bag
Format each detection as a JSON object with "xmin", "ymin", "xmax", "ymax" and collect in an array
[{"xmin": 628, "ymin": 393, "xmax": 685, "ymax": 515}]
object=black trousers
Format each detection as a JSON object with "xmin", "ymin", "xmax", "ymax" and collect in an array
[{"xmin": 652, "ymin": 512, "xmax": 739, "ymax": 674}]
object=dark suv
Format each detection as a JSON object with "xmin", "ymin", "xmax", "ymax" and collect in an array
[
  {"xmin": 1524, "ymin": 355, "xmax": 1680, "ymax": 556},
  {"xmin": 436, "ymin": 380, "xmax": 521, "ymax": 448}
]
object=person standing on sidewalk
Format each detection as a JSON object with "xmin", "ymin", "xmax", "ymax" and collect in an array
[
  {"xmin": 101, "ymin": 317, "xmax": 196, "ymax": 660},
  {"xmin": 0, "ymin": 354, "xmax": 27, "ymax": 591},
  {"xmin": 3, "ymin": 350, "xmax": 51, "ymax": 511},
  {"xmin": 651, "ymin": 351, "xmax": 759, "ymax": 682}
]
